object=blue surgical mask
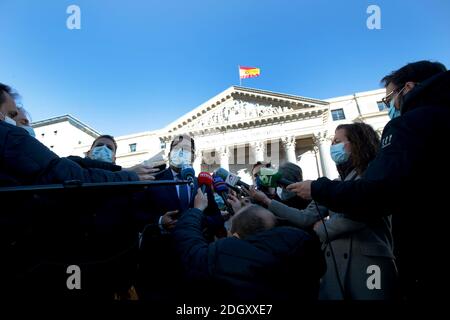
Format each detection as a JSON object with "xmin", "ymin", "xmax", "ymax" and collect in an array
[
  {"xmin": 3, "ymin": 116, "xmax": 17, "ymax": 126},
  {"xmin": 330, "ymin": 142, "xmax": 350, "ymax": 164},
  {"xmin": 388, "ymin": 98, "xmax": 401, "ymax": 119},
  {"xmin": 20, "ymin": 125, "xmax": 36, "ymax": 137},
  {"xmin": 90, "ymin": 145, "xmax": 114, "ymax": 163}
]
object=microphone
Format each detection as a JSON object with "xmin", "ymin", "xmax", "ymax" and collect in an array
[
  {"xmin": 258, "ymin": 167, "xmax": 294, "ymax": 188},
  {"xmin": 213, "ymin": 168, "xmax": 250, "ymax": 189},
  {"xmin": 198, "ymin": 172, "xmax": 214, "ymax": 194},
  {"xmin": 180, "ymin": 166, "xmax": 196, "ymax": 186},
  {"xmin": 213, "ymin": 177, "xmax": 235, "ymax": 215}
]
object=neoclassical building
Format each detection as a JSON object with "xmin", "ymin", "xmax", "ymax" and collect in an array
[{"xmin": 32, "ymin": 86, "xmax": 389, "ymax": 184}]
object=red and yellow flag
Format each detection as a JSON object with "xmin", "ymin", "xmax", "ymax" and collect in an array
[{"xmin": 239, "ymin": 66, "xmax": 261, "ymax": 79}]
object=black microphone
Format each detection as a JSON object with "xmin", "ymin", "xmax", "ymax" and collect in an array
[
  {"xmin": 213, "ymin": 177, "xmax": 235, "ymax": 215},
  {"xmin": 214, "ymin": 167, "xmax": 250, "ymax": 189}
]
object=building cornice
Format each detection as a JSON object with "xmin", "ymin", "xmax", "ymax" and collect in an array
[{"xmin": 31, "ymin": 114, "xmax": 100, "ymax": 138}]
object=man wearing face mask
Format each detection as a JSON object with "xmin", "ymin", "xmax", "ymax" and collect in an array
[
  {"xmin": 67, "ymin": 135, "xmax": 122, "ymax": 172},
  {"xmin": 135, "ymin": 133, "xmax": 225, "ymax": 301},
  {"xmin": 14, "ymin": 107, "xmax": 36, "ymax": 137},
  {"xmin": 286, "ymin": 60, "xmax": 450, "ymax": 300},
  {"xmin": 88, "ymin": 135, "xmax": 118, "ymax": 163},
  {"xmin": 0, "ymin": 83, "xmax": 158, "ymax": 185}
]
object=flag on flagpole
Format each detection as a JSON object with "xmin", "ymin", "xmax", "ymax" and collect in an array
[{"xmin": 239, "ymin": 66, "xmax": 261, "ymax": 79}]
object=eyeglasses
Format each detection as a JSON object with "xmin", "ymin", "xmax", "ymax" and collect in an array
[{"xmin": 381, "ymin": 89, "xmax": 398, "ymax": 109}]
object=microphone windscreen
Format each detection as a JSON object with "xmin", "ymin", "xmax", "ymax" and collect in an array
[
  {"xmin": 278, "ymin": 177, "xmax": 295, "ymax": 187},
  {"xmin": 213, "ymin": 177, "xmax": 228, "ymax": 193},
  {"xmin": 181, "ymin": 166, "xmax": 196, "ymax": 181},
  {"xmin": 214, "ymin": 168, "xmax": 229, "ymax": 181},
  {"xmin": 198, "ymin": 172, "xmax": 213, "ymax": 187},
  {"xmin": 259, "ymin": 172, "xmax": 282, "ymax": 188}
]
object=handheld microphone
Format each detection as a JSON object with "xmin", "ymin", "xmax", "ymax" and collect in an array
[
  {"xmin": 180, "ymin": 166, "xmax": 196, "ymax": 186},
  {"xmin": 198, "ymin": 172, "xmax": 213, "ymax": 194},
  {"xmin": 213, "ymin": 177, "xmax": 234, "ymax": 215},
  {"xmin": 213, "ymin": 168, "xmax": 250, "ymax": 189},
  {"xmin": 259, "ymin": 167, "xmax": 294, "ymax": 188}
]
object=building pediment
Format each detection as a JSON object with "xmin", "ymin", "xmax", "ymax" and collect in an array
[{"xmin": 161, "ymin": 86, "xmax": 329, "ymax": 139}]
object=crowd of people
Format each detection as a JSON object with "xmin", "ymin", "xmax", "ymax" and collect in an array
[{"xmin": 0, "ymin": 60, "xmax": 449, "ymax": 302}]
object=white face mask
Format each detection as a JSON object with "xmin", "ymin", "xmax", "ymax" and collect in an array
[
  {"xmin": 19, "ymin": 125, "xmax": 36, "ymax": 137},
  {"xmin": 169, "ymin": 148, "xmax": 192, "ymax": 168},
  {"xmin": 90, "ymin": 145, "xmax": 114, "ymax": 163}
]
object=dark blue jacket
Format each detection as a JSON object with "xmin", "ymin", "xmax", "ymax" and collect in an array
[
  {"xmin": 135, "ymin": 167, "xmax": 224, "ymax": 234},
  {"xmin": 135, "ymin": 167, "xmax": 226, "ymax": 300},
  {"xmin": 174, "ymin": 208, "xmax": 326, "ymax": 302},
  {"xmin": 0, "ymin": 122, "xmax": 138, "ymax": 187}
]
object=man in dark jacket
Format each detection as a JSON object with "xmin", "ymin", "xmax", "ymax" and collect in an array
[
  {"xmin": 174, "ymin": 190, "xmax": 326, "ymax": 302},
  {"xmin": 0, "ymin": 121, "xmax": 156, "ymax": 186},
  {"xmin": 0, "ymin": 83, "xmax": 159, "ymax": 185},
  {"xmin": 287, "ymin": 61, "xmax": 449, "ymax": 300},
  {"xmin": 0, "ymin": 83, "xmax": 159, "ymax": 299},
  {"xmin": 135, "ymin": 134, "xmax": 225, "ymax": 300}
]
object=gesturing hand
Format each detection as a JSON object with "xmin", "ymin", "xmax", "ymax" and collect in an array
[
  {"xmin": 194, "ymin": 188, "xmax": 208, "ymax": 211},
  {"xmin": 127, "ymin": 164, "xmax": 161, "ymax": 181},
  {"xmin": 243, "ymin": 186, "xmax": 271, "ymax": 206},
  {"xmin": 286, "ymin": 180, "xmax": 313, "ymax": 200},
  {"xmin": 161, "ymin": 210, "xmax": 179, "ymax": 231}
]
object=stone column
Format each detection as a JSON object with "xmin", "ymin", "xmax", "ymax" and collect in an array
[
  {"xmin": 193, "ymin": 149, "xmax": 203, "ymax": 174},
  {"xmin": 281, "ymin": 136, "xmax": 297, "ymax": 163},
  {"xmin": 299, "ymin": 150, "xmax": 320, "ymax": 180},
  {"xmin": 314, "ymin": 132, "xmax": 336, "ymax": 178},
  {"xmin": 250, "ymin": 141, "xmax": 265, "ymax": 164},
  {"xmin": 218, "ymin": 146, "xmax": 230, "ymax": 171}
]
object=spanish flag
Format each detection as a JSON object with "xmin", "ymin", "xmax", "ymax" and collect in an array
[{"xmin": 239, "ymin": 66, "xmax": 261, "ymax": 79}]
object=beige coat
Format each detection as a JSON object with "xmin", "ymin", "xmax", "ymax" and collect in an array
[{"xmin": 268, "ymin": 169, "xmax": 398, "ymax": 300}]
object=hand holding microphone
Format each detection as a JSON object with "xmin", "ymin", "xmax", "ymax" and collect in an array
[
  {"xmin": 194, "ymin": 188, "xmax": 208, "ymax": 211},
  {"xmin": 213, "ymin": 176, "xmax": 235, "ymax": 215},
  {"xmin": 243, "ymin": 185, "xmax": 272, "ymax": 207},
  {"xmin": 286, "ymin": 180, "xmax": 313, "ymax": 200}
]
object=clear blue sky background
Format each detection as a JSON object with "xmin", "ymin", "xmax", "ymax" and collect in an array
[{"xmin": 1, "ymin": 0, "xmax": 449, "ymax": 136}]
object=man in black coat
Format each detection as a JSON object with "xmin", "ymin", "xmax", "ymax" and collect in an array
[
  {"xmin": 287, "ymin": 61, "xmax": 450, "ymax": 300},
  {"xmin": 135, "ymin": 134, "xmax": 225, "ymax": 300},
  {"xmin": 174, "ymin": 190, "xmax": 326, "ymax": 303},
  {"xmin": 0, "ymin": 121, "xmax": 155, "ymax": 185},
  {"xmin": 0, "ymin": 83, "xmax": 160, "ymax": 299}
]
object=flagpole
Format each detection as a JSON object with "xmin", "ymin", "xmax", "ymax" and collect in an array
[{"xmin": 238, "ymin": 65, "xmax": 242, "ymax": 86}]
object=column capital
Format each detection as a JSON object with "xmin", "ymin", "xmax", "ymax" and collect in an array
[
  {"xmin": 250, "ymin": 140, "xmax": 265, "ymax": 153},
  {"xmin": 281, "ymin": 136, "xmax": 296, "ymax": 148},
  {"xmin": 313, "ymin": 131, "xmax": 330, "ymax": 145}
]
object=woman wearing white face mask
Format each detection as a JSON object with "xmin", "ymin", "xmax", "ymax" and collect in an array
[{"xmin": 246, "ymin": 123, "xmax": 398, "ymax": 300}]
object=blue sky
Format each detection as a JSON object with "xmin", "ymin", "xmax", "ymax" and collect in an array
[{"xmin": 1, "ymin": 0, "xmax": 449, "ymax": 136}]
